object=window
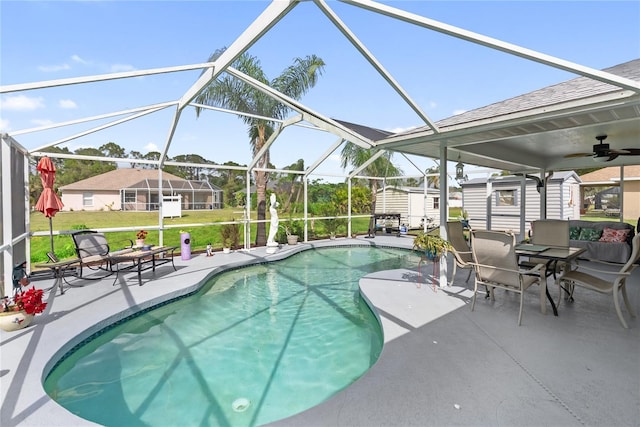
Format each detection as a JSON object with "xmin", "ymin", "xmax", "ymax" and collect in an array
[
  {"xmin": 82, "ymin": 192, "xmax": 93, "ymax": 207},
  {"xmin": 433, "ymin": 197, "xmax": 439, "ymax": 209},
  {"xmin": 124, "ymin": 191, "xmax": 136, "ymax": 203},
  {"xmin": 496, "ymin": 190, "xmax": 516, "ymax": 206}
]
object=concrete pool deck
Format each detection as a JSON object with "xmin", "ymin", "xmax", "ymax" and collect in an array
[{"xmin": 1, "ymin": 235, "xmax": 638, "ymax": 426}]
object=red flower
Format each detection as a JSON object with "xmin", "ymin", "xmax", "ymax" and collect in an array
[
  {"xmin": 12, "ymin": 287, "xmax": 47, "ymax": 315},
  {"xmin": 136, "ymin": 230, "xmax": 148, "ymax": 240}
]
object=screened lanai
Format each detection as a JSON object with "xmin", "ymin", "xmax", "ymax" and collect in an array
[
  {"xmin": 121, "ymin": 178, "xmax": 223, "ymax": 212},
  {"xmin": 1, "ymin": 0, "xmax": 639, "ymax": 293}
]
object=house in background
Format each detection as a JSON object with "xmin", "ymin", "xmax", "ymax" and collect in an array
[
  {"xmin": 375, "ymin": 186, "xmax": 441, "ymax": 229},
  {"xmin": 60, "ymin": 168, "xmax": 223, "ymax": 212},
  {"xmin": 460, "ymin": 171, "xmax": 582, "ymax": 234},
  {"xmin": 578, "ymin": 165, "xmax": 640, "ymax": 220}
]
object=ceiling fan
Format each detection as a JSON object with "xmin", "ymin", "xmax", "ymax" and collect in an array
[{"xmin": 565, "ymin": 135, "xmax": 640, "ymax": 162}]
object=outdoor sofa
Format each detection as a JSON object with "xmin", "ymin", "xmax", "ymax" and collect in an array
[{"xmin": 568, "ymin": 220, "xmax": 635, "ymax": 264}]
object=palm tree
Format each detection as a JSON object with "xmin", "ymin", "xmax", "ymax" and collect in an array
[
  {"xmin": 340, "ymin": 144, "xmax": 402, "ymax": 234},
  {"xmin": 195, "ymin": 48, "xmax": 325, "ymax": 245}
]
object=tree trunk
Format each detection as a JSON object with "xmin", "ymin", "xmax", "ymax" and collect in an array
[{"xmin": 368, "ymin": 181, "xmax": 378, "ymax": 234}]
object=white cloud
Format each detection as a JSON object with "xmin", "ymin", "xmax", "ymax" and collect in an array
[
  {"xmin": 145, "ymin": 143, "xmax": 159, "ymax": 152},
  {"xmin": 387, "ymin": 125, "xmax": 419, "ymax": 134},
  {"xmin": 59, "ymin": 99, "xmax": 77, "ymax": 109},
  {"xmin": 38, "ymin": 63, "xmax": 71, "ymax": 72},
  {"xmin": 0, "ymin": 118, "xmax": 11, "ymax": 131},
  {"xmin": 453, "ymin": 109, "xmax": 467, "ymax": 116},
  {"xmin": 71, "ymin": 54, "xmax": 89, "ymax": 65},
  {"xmin": 328, "ymin": 154, "xmax": 341, "ymax": 162},
  {"xmin": 110, "ymin": 64, "xmax": 135, "ymax": 73},
  {"xmin": 0, "ymin": 95, "xmax": 45, "ymax": 111}
]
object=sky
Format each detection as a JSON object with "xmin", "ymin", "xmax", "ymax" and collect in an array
[{"xmin": 1, "ymin": 0, "xmax": 639, "ymax": 183}]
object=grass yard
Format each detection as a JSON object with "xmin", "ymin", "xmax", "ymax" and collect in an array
[{"xmin": 29, "ymin": 210, "xmax": 372, "ymax": 264}]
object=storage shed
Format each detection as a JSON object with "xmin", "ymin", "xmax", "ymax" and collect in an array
[
  {"xmin": 375, "ymin": 186, "xmax": 441, "ymax": 229},
  {"xmin": 461, "ymin": 171, "xmax": 581, "ymax": 235}
]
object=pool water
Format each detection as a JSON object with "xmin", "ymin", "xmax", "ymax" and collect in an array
[{"xmin": 44, "ymin": 247, "xmax": 416, "ymax": 426}]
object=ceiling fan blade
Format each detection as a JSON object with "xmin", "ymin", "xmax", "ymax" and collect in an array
[
  {"xmin": 619, "ymin": 148, "xmax": 640, "ymax": 156},
  {"xmin": 609, "ymin": 148, "xmax": 631, "ymax": 155},
  {"xmin": 564, "ymin": 152, "xmax": 592, "ymax": 158}
]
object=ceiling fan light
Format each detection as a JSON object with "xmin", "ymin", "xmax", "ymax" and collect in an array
[{"xmin": 593, "ymin": 155, "xmax": 610, "ymax": 163}]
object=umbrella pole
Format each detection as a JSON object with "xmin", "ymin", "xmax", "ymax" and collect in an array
[{"xmin": 49, "ymin": 217, "xmax": 54, "ymax": 254}]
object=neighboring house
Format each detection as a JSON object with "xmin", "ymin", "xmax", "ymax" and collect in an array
[
  {"xmin": 60, "ymin": 168, "xmax": 223, "ymax": 212},
  {"xmin": 578, "ymin": 165, "xmax": 640, "ymax": 220},
  {"xmin": 449, "ymin": 191, "xmax": 463, "ymax": 208},
  {"xmin": 460, "ymin": 171, "xmax": 582, "ymax": 234},
  {"xmin": 375, "ymin": 186, "xmax": 441, "ymax": 229}
]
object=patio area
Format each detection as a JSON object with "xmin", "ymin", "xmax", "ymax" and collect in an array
[{"xmin": 1, "ymin": 235, "xmax": 638, "ymax": 426}]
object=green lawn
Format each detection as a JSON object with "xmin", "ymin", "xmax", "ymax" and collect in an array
[{"xmin": 29, "ymin": 210, "xmax": 371, "ymax": 264}]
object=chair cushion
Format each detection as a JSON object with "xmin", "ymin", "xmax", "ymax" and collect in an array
[
  {"xmin": 578, "ymin": 228, "xmax": 601, "ymax": 241},
  {"xmin": 599, "ymin": 227, "xmax": 630, "ymax": 243},
  {"xmin": 569, "ymin": 226, "xmax": 581, "ymax": 240}
]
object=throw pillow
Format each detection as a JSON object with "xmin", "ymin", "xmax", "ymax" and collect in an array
[
  {"xmin": 599, "ymin": 227, "xmax": 630, "ymax": 243},
  {"xmin": 569, "ymin": 226, "xmax": 581, "ymax": 240},
  {"xmin": 578, "ymin": 228, "xmax": 601, "ymax": 241}
]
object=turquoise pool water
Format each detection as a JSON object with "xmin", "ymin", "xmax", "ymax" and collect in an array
[{"xmin": 44, "ymin": 247, "xmax": 416, "ymax": 426}]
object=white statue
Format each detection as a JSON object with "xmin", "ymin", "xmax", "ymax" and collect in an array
[{"xmin": 266, "ymin": 193, "xmax": 279, "ymax": 245}]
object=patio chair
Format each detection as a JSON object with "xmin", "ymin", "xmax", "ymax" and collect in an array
[
  {"xmin": 558, "ymin": 233, "xmax": 640, "ymax": 328},
  {"xmin": 445, "ymin": 221, "xmax": 474, "ymax": 287},
  {"xmin": 471, "ymin": 230, "xmax": 546, "ymax": 326},
  {"xmin": 72, "ymin": 230, "xmax": 133, "ymax": 279},
  {"xmin": 521, "ymin": 219, "xmax": 570, "ymax": 299}
]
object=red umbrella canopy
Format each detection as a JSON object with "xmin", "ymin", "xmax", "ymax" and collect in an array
[{"xmin": 35, "ymin": 157, "xmax": 64, "ymax": 218}]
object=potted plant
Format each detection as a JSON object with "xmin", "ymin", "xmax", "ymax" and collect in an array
[
  {"xmin": 412, "ymin": 231, "xmax": 452, "ymax": 260},
  {"xmin": 1, "ymin": 287, "xmax": 47, "ymax": 332},
  {"xmin": 459, "ymin": 210, "xmax": 470, "ymax": 230},
  {"xmin": 220, "ymin": 221, "xmax": 240, "ymax": 253},
  {"xmin": 284, "ymin": 219, "xmax": 302, "ymax": 245},
  {"xmin": 324, "ymin": 217, "xmax": 345, "ymax": 240},
  {"xmin": 136, "ymin": 229, "xmax": 148, "ymax": 248}
]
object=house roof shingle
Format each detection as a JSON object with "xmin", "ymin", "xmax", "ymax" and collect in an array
[
  {"xmin": 60, "ymin": 168, "xmax": 185, "ymax": 191},
  {"xmin": 579, "ymin": 165, "xmax": 640, "ymax": 183}
]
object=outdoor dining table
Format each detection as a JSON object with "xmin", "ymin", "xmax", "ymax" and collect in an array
[
  {"xmin": 515, "ymin": 244, "xmax": 586, "ymax": 316},
  {"xmin": 109, "ymin": 246, "xmax": 177, "ymax": 287}
]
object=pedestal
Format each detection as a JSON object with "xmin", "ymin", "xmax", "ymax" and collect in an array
[{"xmin": 266, "ymin": 242, "xmax": 278, "ymax": 254}]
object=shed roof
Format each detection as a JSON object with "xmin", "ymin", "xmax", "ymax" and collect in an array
[{"xmin": 461, "ymin": 171, "xmax": 580, "ymax": 186}]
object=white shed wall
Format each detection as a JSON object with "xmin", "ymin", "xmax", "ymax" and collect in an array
[
  {"xmin": 375, "ymin": 188, "xmax": 440, "ymax": 228},
  {"xmin": 462, "ymin": 175, "xmax": 580, "ymax": 234}
]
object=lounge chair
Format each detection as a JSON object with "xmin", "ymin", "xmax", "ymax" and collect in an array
[
  {"xmin": 72, "ymin": 230, "xmax": 132, "ymax": 279},
  {"xmin": 471, "ymin": 230, "xmax": 546, "ymax": 326},
  {"xmin": 558, "ymin": 233, "xmax": 640, "ymax": 328}
]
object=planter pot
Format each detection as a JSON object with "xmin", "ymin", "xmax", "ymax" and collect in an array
[
  {"xmin": 329, "ymin": 233, "xmax": 336, "ymax": 240},
  {"xmin": 223, "ymin": 247, "xmax": 231, "ymax": 254},
  {"xmin": 136, "ymin": 239, "xmax": 145, "ymax": 248},
  {"xmin": 0, "ymin": 310, "xmax": 34, "ymax": 332},
  {"xmin": 287, "ymin": 235, "xmax": 299, "ymax": 245}
]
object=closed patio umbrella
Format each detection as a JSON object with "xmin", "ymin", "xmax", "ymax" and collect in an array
[{"xmin": 35, "ymin": 157, "xmax": 64, "ymax": 254}]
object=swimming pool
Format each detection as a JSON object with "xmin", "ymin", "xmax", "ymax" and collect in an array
[{"xmin": 44, "ymin": 246, "xmax": 417, "ymax": 426}]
